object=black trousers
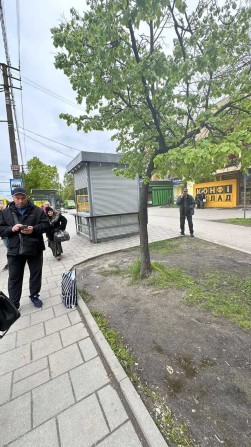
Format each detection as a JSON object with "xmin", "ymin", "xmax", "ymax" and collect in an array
[
  {"xmin": 7, "ymin": 253, "xmax": 43, "ymax": 307},
  {"xmin": 180, "ymin": 214, "xmax": 193, "ymax": 234}
]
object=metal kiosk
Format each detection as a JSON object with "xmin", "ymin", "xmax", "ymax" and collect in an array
[
  {"xmin": 66, "ymin": 152, "xmax": 139, "ymax": 243},
  {"xmin": 30, "ymin": 189, "xmax": 60, "ymax": 209}
]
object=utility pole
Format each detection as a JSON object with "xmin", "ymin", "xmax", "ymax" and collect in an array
[{"xmin": 1, "ymin": 63, "xmax": 20, "ymax": 178}]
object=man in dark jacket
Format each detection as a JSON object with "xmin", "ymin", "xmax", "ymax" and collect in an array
[
  {"xmin": 0, "ymin": 187, "xmax": 50, "ymax": 309},
  {"xmin": 176, "ymin": 188, "xmax": 196, "ymax": 237}
]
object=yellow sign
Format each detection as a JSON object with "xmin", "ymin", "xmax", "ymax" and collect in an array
[
  {"xmin": 0, "ymin": 198, "xmax": 8, "ymax": 207},
  {"xmin": 194, "ymin": 179, "xmax": 237, "ymax": 207},
  {"xmin": 34, "ymin": 201, "xmax": 44, "ymax": 207},
  {"xmin": 77, "ymin": 195, "xmax": 90, "ymax": 213}
]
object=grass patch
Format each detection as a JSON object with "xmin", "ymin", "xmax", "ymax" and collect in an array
[
  {"xmin": 126, "ymin": 258, "xmax": 141, "ymax": 282},
  {"xmin": 183, "ymin": 273, "xmax": 251, "ymax": 330},
  {"xmin": 91, "ymin": 311, "xmax": 135, "ymax": 374},
  {"xmin": 98, "ymin": 266, "xmax": 122, "ymax": 276},
  {"xmin": 223, "ymin": 218, "xmax": 251, "ymax": 227},
  {"xmin": 92, "ymin": 310, "xmax": 193, "ymax": 446},
  {"xmin": 149, "ymin": 262, "xmax": 195, "ymax": 289},
  {"xmin": 78, "ymin": 288, "xmax": 93, "ymax": 303},
  {"xmin": 124, "ymin": 259, "xmax": 251, "ymax": 331},
  {"xmin": 149, "ymin": 239, "xmax": 180, "ymax": 255}
]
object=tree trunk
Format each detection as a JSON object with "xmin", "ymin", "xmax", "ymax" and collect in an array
[{"xmin": 139, "ymin": 181, "xmax": 152, "ymax": 278}]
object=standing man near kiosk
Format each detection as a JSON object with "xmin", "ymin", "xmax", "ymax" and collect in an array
[{"xmin": 176, "ymin": 188, "xmax": 196, "ymax": 237}]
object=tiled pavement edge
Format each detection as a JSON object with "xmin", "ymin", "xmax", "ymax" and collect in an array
[
  {"xmin": 77, "ymin": 297, "xmax": 167, "ymax": 447},
  {"xmin": 1, "ymin": 207, "xmax": 250, "ymax": 447}
]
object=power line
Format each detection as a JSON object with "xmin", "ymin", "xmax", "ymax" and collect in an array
[
  {"xmin": 22, "ymin": 76, "xmax": 86, "ymax": 112},
  {"xmin": 18, "ymin": 127, "xmax": 81, "ymax": 152},
  {"xmin": 18, "ymin": 130, "xmax": 73, "ymax": 158},
  {"xmin": 16, "ymin": 0, "xmax": 20, "ymax": 68},
  {"xmin": 0, "ymin": 0, "xmax": 24, "ymax": 168},
  {"xmin": 16, "ymin": 0, "xmax": 27, "ymax": 162}
]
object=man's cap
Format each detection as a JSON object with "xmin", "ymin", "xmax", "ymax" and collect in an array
[
  {"xmin": 183, "ymin": 188, "xmax": 188, "ymax": 192},
  {"xmin": 12, "ymin": 187, "xmax": 27, "ymax": 196}
]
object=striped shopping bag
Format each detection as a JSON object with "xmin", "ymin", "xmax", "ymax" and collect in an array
[{"xmin": 61, "ymin": 269, "xmax": 78, "ymax": 309}]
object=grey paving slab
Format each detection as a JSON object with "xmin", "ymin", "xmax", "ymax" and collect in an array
[
  {"xmin": 12, "ymin": 368, "xmax": 50, "ymax": 399},
  {"xmin": 53, "ymin": 302, "xmax": 74, "ymax": 316},
  {"xmin": 45, "ymin": 313, "xmax": 71, "ymax": 335},
  {"xmin": 0, "ymin": 343, "xmax": 30, "ymax": 376},
  {"xmin": 8, "ymin": 314, "xmax": 30, "ymax": 333},
  {"xmin": 70, "ymin": 356, "xmax": 110, "ymax": 401},
  {"xmin": 13, "ymin": 357, "xmax": 48, "ymax": 383},
  {"xmin": 58, "ymin": 394, "xmax": 109, "ymax": 447},
  {"xmin": 49, "ymin": 343, "xmax": 83, "ymax": 378},
  {"xmin": 17, "ymin": 303, "xmax": 41, "ymax": 317},
  {"xmin": 0, "ymin": 393, "xmax": 31, "ymax": 447},
  {"xmin": 50, "ymin": 286, "xmax": 62, "ymax": 303},
  {"xmin": 41, "ymin": 282, "xmax": 61, "ymax": 292},
  {"xmin": 68, "ymin": 308, "xmax": 82, "ymax": 325},
  {"xmin": 32, "ymin": 332, "xmax": 62, "ymax": 361},
  {"xmin": 17, "ymin": 322, "xmax": 45, "ymax": 346},
  {"xmin": 98, "ymin": 421, "xmax": 143, "ymax": 447},
  {"xmin": 0, "ymin": 331, "xmax": 16, "ymax": 354},
  {"xmin": 30, "ymin": 307, "xmax": 54, "ymax": 325},
  {"xmin": 98, "ymin": 384, "xmax": 128, "ymax": 431},
  {"xmin": 0, "ymin": 372, "xmax": 12, "ymax": 405},
  {"xmin": 78, "ymin": 336, "xmax": 98, "ymax": 361},
  {"xmin": 49, "ymin": 285, "xmax": 62, "ymax": 295},
  {"xmin": 42, "ymin": 294, "xmax": 62, "ymax": 309},
  {"xmin": 45, "ymin": 273, "xmax": 62, "ymax": 282},
  {"xmin": 60, "ymin": 321, "xmax": 88, "ymax": 347},
  {"xmin": 32, "ymin": 373, "xmax": 75, "ymax": 427},
  {"xmin": 8, "ymin": 418, "xmax": 59, "ymax": 447}
]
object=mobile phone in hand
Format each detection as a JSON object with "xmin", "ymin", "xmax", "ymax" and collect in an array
[{"xmin": 20, "ymin": 225, "xmax": 28, "ymax": 229}]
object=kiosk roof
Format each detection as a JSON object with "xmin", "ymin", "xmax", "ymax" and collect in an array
[{"xmin": 66, "ymin": 151, "xmax": 122, "ymax": 173}]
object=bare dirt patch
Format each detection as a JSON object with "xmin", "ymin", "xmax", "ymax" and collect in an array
[{"xmin": 76, "ymin": 237, "xmax": 251, "ymax": 447}]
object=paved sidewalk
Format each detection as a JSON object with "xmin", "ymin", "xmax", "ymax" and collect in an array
[
  {"xmin": 0, "ymin": 211, "xmax": 168, "ymax": 447},
  {"xmin": 0, "ymin": 207, "xmax": 250, "ymax": 447}
]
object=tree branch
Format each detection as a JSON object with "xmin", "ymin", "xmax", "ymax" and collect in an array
[
  {"xmin": 205, "ymin": 72, "xmax": 213, "ymax": 110},
  {"xmin": 127, "ymin": 19, "xmax": 167, "ymax": 152},
  {"xmin": 214, "ymin": 93, "xmax": 251, "ymax": 117}
]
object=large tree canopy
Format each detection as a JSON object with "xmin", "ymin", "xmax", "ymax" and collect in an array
[
  {"xmin": 61, "ymin": 172, "xmax": 75, "ymax": 201},
  {"xmin": 52, "ymin": 0, "xmax": 250, "ymax": 176},
  {"xmin": 24, "ymin": 157, "xmax": 61, "ymax": 196},
  {"xmin": 51, "ymin": 0, "xmax": 251, "ymax": 276}
]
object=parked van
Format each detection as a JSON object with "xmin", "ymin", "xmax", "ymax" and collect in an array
[{"xmin": 64, "ymin": 200, "xmax": 76, "ymax": 209}]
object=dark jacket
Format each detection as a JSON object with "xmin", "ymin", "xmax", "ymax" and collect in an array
[
  {"xmin": 46, "ymin": 212, "xmax": 67, "ymax": 242},
  {"xmin": 176, "ymin": 194, "xmax": 196, "ymax": 216},
  {"xmin": 0, "ymin": 202, "xmax": 50, "ymax": 255}
]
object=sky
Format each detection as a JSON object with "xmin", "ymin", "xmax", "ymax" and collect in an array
[{"xmin": 0, "ymin": 0, "xmax": 117, "ymax": 200}]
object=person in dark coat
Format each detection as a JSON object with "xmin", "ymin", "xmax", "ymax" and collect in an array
[
  {"xmin": 45, "ymin": 207, "xmax": 67, "ymax": 260},
  {"xmin": 195, "ymin": 193, "xmax": 201, "ymax": 208},
  {"xmin": 0, "ymin": 187, "xmax": 50, "ymax": 309},
  {"xmin": 176, "ymin": 188, "xmax": 196, "ymax": 237},
  {"xmin": 200, "ymin": 192, "xmax": 206, "ymax": 209}
]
